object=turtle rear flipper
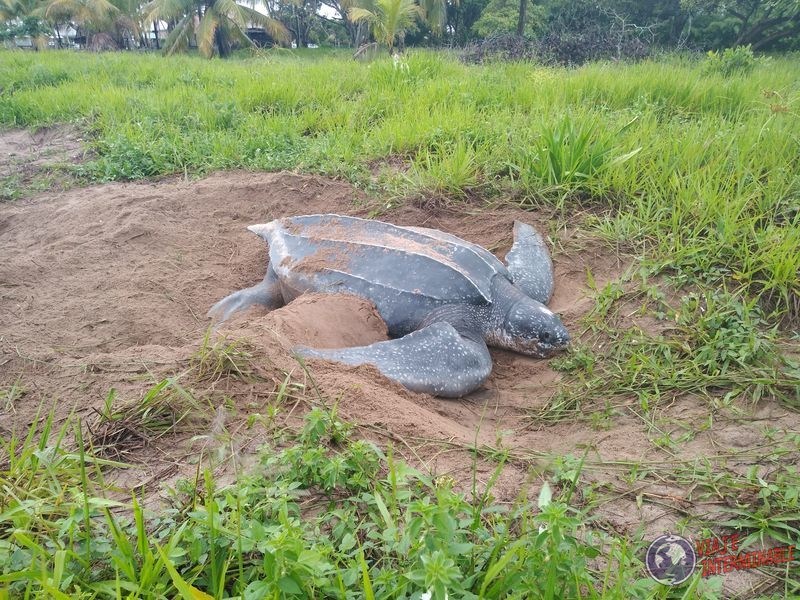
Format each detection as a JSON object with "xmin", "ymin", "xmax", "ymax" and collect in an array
[
  {"xmin": 295, "ymin": 322, "xmax": 492, "ymax": 398},
  {"xmin": 505, "ymin": 221, "xmax": 554, "ymax": 305},
  {"xmin": 208, "ymin": 264, "xmax": 284, "ymax": 322}
]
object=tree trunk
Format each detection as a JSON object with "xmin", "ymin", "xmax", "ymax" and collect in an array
[
  {"xmin": 215, "ymin": 26, "xmax": 229, "ymax": 57},
  {"xmin": 355, "ymin": 21, "xmax": 364, "ymax": 46},
  {"xmin": 153, "ymin": 20, "xmax": 160, "ymax": 49},
  {"xmin": 293, "ymin": 5, "xmax": 302, "ymax": 47},
  {"xmin": 751, "ymin": 19, "xmax": 800, "ymax": 49},
  {"xmin": 516, "ymin": 0, "xmax": 527, "ymax": 37}
]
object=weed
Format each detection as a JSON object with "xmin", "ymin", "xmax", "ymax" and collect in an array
[
  {"xmin": 191, "ymin": 329, "xmax": 257, "ymax": 383},
  {"xmin": 542, "ymin": 287, "xmax": 800, "ymax": 420},
  {"xmin": 704, "ymin": 45, "xmax": 759, "ymax": 77},
  {"xmin": 0, "ymin": 175, "xmax": 22, "ymax": 201},
  {"xmin": 2, "ymin": 401, "xmax": 699, "ymax": 599},
  {"xmin": 88, "ymin": 378, "xmax": 209, "ymax": 458},
  {"xmin": 407, "ymin": 139, "xmax": 480, "ymax": 199},
  {"xmin": 509, "ymin": 115, "xmax": 640, "ymax": 196},
  {"xmin": 2, "ymin": 378, "xmax": 25, "ymax": 412}
]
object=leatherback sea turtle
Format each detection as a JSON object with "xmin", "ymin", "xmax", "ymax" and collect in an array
[{"xmin": 209, "ymin": 214, "xmax": 569, "ymax": 397}]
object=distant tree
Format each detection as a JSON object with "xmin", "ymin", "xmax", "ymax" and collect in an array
[
  {"xmin": 263, "ymin": 0, "xmax": 340, "ymax": 47},
  {"xmin": 317, "ymin": 0, "xmax": 362, "ymax": 45},
  {"xmin": 682, "ymin": 0, "xmax": 800, "ymax": 49},
  {"xmin": 349, "ymin": 0, "xmax": 423, "ymax": 51},
  {"xmin": 418, "ymin": 0, "xmax": 447, "ymax": 34},
  {"xmin": 446, "ymin": 0, "xmax": 484, "ymax": 43},
  {"xmin": 45, "ymin": 0, "xmax": 123, "ymax": 47},
  {"xmin": 143, "ymin": 0, "xmax": 289, "ymax": 56},
  {"xmin": 471, "ymin": 0, "xmax": 542, "ymax": 38},
  {"xmin": 1, "ymin": 0, "xmax": 52, "ymax": 46}
]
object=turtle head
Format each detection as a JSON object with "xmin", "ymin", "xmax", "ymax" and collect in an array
[{"xmin": 490, "ymin": 296, "xmax": 570, "ymax": 358}]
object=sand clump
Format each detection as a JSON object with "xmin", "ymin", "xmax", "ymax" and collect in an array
[{"xmin": 218, "ymin": 293, "xmax": 388, "ymax": 357}]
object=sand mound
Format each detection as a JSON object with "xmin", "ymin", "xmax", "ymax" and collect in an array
[{"xmin": 223, "ymin": 293, "xmax": 389, "ymax": 350}]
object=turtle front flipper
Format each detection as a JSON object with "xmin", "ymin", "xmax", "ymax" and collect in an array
[
  {"xmin": 208, "ymin": 264, "xmax": 284, "ymax": 322},
  {"xmin": 505, "ymin": 221, "xmax": 554, "ymax": 304},
  {"xmin": 296, "ymin": 322, "xmax": 492, "ymax": 398}
]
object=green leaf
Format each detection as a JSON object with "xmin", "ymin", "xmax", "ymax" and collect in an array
[
  {"xmin": 277, "ymin": 575, "xmax": 303, "ymax": 594},
  {"xmin": 479, "ymin": 541, "xmax": 524, "ymax": 598},
  {"xmin": 340, "ymin": 533, "xmax": 357, "ymax": 552},
  {"xmin": 155, "ymin": 544, "xmax": 215, "ymax": 600},
  {"xmin": 372, "ymin": 490, "xmax": 395, "ymax": 530},
  {"xmin": 358, "ymin": 548, "xmax": 376, "ymax": 600},
  {"xmin": 538, "ymin": 481, "xmax": 553, "ymax": 509}
]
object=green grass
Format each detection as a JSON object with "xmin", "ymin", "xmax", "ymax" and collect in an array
[
  {"xmin": 544, "ymin": 283, "xmax": 800, "ymax": 421},
  {"xmin": 1, "ymin": 396, "xmax": 728, "ymax": 599}
]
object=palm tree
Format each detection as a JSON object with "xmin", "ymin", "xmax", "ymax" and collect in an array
[
  {"xmin": 143, "ymin": 0, "xmax": 288, "ymax": 57},
  {"xmin": 1, "ymin": 0, "xmax": 18, "ymax": 20},
  {"xmin": 3, "ymin": 0, "xmax": 51, "ymax": 44},
  {"xmin": 349, "ymin": 0, "xmax": 422, "ymax": 52},
  {"xmin": 45, "ymin": 0, "xmax": 118, "ymax": 35},
  {"xmin": 45, "ymin": 0, "xmax": 141, "ymax": 48},
  {"xmin": 418, "ymin": 0, "xmax": 447, "ymax": 34}
]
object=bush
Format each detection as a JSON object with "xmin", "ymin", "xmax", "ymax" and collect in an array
[
  {"xmin": 704, "ymin": 45, "xmax": 758, "ymax": 76},
  {"xmin": 536, "ymin": 28, "xmax": 649, "ymax": 66},
  {"xmin": 461, "ymin": 31, "xmax": 650, "ymax": 66},
  {"xmin": 461, "ymin": 34, "xmax": 536, "ymax": 63}
]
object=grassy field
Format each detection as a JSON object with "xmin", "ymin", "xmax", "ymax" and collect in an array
[
  {"xmin": 1, "ymin": 48, "xmax": 800, "ymax": 598},
  {"xmin": 1, "ymin": 50, "xmax": 798, "ymax": 319}
]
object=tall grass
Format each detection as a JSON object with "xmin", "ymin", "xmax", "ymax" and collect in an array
[
  {"xmin": 4, "ymin": 403, "xmax": 725, "ymax": 599},
  {"xmin": 1, "ymin": 49, "xmax": 796, "ymax": 320}
]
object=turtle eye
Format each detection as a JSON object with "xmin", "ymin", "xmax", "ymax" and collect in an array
[{"xmin": 540, "ymin": 331, "xmax": 552, "ymax": 343}]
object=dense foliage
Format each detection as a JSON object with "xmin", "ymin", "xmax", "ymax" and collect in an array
[{"xmin": 0, "ymin": 400, "xmax": 726, "ymax": 599}]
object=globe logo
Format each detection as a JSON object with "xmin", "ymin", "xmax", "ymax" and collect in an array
[{"xmin": 645, "ymin": 534, "xmax": 697, "ymax": 586}]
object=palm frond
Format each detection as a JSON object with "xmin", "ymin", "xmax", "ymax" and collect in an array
[
  {"xmin": 141, "ymin": 0, "xmax": 188, "ymax": 23},
  {"xmin": 214, "ymin": 0, "xmax": 246, "ymax": 28},
  {"xmin": 378, "ymin": 0, "xmax": 421, "ymax": 47},
  {"xmin": 196, "ymin": 6, "xmax": 219, "ymax": 57},
  {"xmin": 162, "ymin": 12, "xmax": 193, "ymax": 55},
  {"xmin": 236, "ymin": 4, "xmax": 289, "ymax": 42},
  {"xmin": 219, "ymin": 17, "xmax": 252, "ymax": 47},
  {"xmin": 45, "ymin": 0, "xmax": 120, "ymax": 24},
  {"xmin": 348, "ymin": 5, "xmax": 376, "ymax": 23},
  {"xmin": 419, "ymin": 0, "xmax": 445, "ymax": 34}
]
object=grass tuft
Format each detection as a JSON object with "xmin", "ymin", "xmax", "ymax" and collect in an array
[
  {"xmin": 88, "ymin": 378, "xmax": 208, "ymax": 459},
  {"xmin": 191, "ymin": 328, "xmax": 258, "ymax": 383}
]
